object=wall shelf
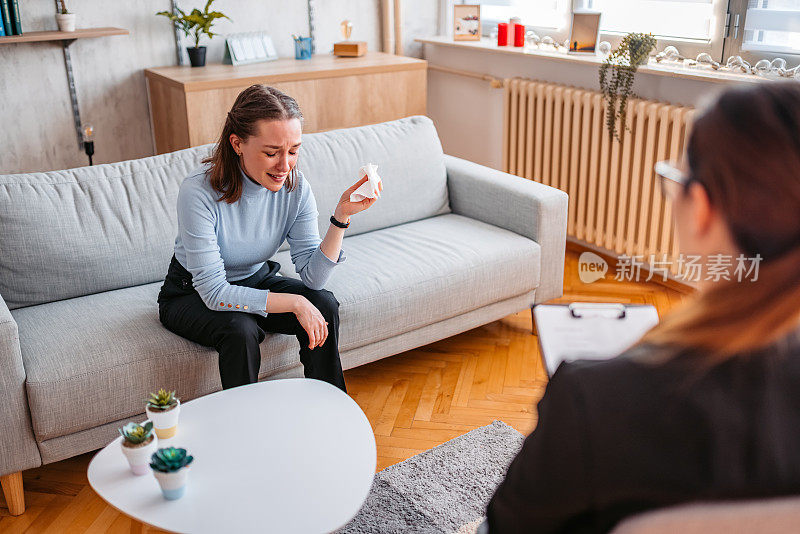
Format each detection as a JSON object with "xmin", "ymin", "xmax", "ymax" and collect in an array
[{"xmin": 0, "ymin": 27, "xmax": 128, "ymax": 45}]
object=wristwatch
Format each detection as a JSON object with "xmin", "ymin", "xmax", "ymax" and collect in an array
[{"xmin": 330, "ymin": 214, "xmax": 350, "ymax": 229}]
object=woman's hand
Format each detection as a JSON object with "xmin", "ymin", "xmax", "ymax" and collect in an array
[
  {"xmin": 333, "ymin": 176, "xmax": 383, "ymax": 223},
  {"xmin": 293, "ymin": 295, "xmax": 328, "ymax": 349}
]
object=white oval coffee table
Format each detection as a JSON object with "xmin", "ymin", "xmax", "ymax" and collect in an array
[{"xmin": 88, "ymin": 378, "xmax": 376, "ymax": 533}]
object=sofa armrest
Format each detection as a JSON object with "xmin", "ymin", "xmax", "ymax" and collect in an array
[
  {"xmin": 0, "ymin": 293, "xmax": 41, "ymax": 476},
  {"xmin": 445, "ymin": 154, "xmax": 568, "ymax": 304}
]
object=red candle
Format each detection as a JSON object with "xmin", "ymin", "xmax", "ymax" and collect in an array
[
  {"xmin": 497, "ymin": 23, "xmax": 508, "ymax": 46},
  {"xmin": 514, "ymin": 23, "xmax": 525, "ymax": 47}
]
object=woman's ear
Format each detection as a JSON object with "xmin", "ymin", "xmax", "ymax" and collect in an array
[{"xmin": 229, "ymin": 134, "xmax": 241, "ymax": 155}]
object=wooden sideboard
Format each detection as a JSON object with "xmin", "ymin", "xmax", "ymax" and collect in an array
[{"xmin": 144, "ymin": 52, "xmax": 427, "ymax": 154}]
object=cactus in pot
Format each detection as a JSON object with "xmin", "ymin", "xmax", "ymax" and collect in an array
[
  {"xmin": 145, "ymin": 388, "xmax": 181, "ymax": 439},
  {"xmin": 119, "ymin": 421, "xmax": 158, "ymax": 475},
  {"xmin": 150, "ymin": 447, "xmax": 194, "ymax": 500}
]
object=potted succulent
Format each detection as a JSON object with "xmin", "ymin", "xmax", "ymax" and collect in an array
[
  {"xmin": 150, "ymin": 447, "xmax": 194, "ymax": 500},
  {"xmin": 55, "ymin": 1, "xmax": 76, "ymax": 32},
  {"xmin": 119, "ymin": 421, "xmax": 158, "ymax": 475},
  {"xmin": 145, "ymin": 388, "xmax": 181, "ymax": 439},
  {"xmin": 599, "ymin": 32, "xmax": 657, "ymax": 141},
  {"xmin": 156, "ymin": 0, "xmax": 231, "ymax": 67}
]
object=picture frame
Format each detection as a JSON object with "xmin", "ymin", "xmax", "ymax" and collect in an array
[
  {"xmin": 453, "ymin": 4, "xmax": 481, "ymax": 42},
  {"xmin": 568, "ymin": 11, "xmax": 601, "ymax": 54}
]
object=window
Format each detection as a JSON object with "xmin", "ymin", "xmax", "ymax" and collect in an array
[
  {"xmin": 595, "ymin": 0, "xmax": 716, "ymax": 41},
  {"xmin": 471, "ymin": 0, "xmax": 727, "ymax": 58},
  {"xmin": 463, "ymin": 0, "xmax": 800, "ymax": 62},
  {"xmin": 478, "ymin": 0, "xmax": 570, "ymax": 31},
  {"xmin": 742, "ymin": 0, "xmax": 800, "ymax": 55}
]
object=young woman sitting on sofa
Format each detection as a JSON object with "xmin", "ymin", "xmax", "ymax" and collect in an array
[
  {"xmin": 157, "ymin": 84, "xmax": 380, "ymax": 392},
  {"xmin": 485, "ymin": 82, "xmax": 800, "ymax": 533}
]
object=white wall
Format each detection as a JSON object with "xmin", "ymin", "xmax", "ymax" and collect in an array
[
  {"xmin": 423, "ymin": 42, "xmax": 748, "ymax": 170},
  {"xmin": 0, "ymin": 0, "xmax": 438, "ymax": 174}
]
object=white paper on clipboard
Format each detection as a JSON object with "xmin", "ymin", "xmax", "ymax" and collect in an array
[{"xmin": 534, "ymin": 303, "xmax": 659, "ymax": 376}]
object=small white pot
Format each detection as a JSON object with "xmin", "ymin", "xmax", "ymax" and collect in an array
[
  {"xmin": 152, "ymin": 466, "xmax": 190, "ymax": 500},
  {"xmin": 55, "ymin": 13, "xmax": 76, "ymax": 32},
  {"xmin": 120, "ymin": 435, "xmax": 158, "ymax": 476},
  {"xmin": 145, "ymin": 400, "xmax": 181, "ymax": 439}
]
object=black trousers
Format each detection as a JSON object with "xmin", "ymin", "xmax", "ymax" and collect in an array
[{"xmin": 157, "ymin": 256, "xmax": 346, "ymax": 392}]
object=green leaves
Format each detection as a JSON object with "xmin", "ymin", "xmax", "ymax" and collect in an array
[
  {"xmin": 150, "ymin": 447, "xmax": 194, "ymax": 473},
  {"xmin": 599, "ymin": 33, "xmax": 657, "ymax": 141},
  {"xmin": 147, "ymin": 388, "xmax": 179, "ymax": 411},
  {"xmin": 155, "ymin": 0, "xmax": 231, "ymax": 48},
  {"xmin": 119, "ymin": 421, "xmax": 154, "ymax": 445}
]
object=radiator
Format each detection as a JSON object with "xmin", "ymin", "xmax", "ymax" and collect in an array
[{"xmin": 503, "ymin": 78, "xmax": 695, "ymax": 271}]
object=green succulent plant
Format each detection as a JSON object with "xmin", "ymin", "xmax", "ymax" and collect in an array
[
  {"xmin": 147, "ymin": 388, "xmax": 179, "ymax": 411},
  {"xmin": 156, "ymin": 0, "xmax": 231, "ymax": 49},
  {"xmin": 599, "ymin": 32, "xmax": 657, "ymax": 141},
  {"xmin": 119, "ymin": 421, "xmax": 154, "ymax": 445},
  {"xmin": 150, "ymin": 447, "xmax": 194, "ymax": 473}
]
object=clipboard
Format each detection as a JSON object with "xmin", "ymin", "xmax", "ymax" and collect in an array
[{"xmin": 534, "ymin": 302, "xmax": 659, "ymax": 377}]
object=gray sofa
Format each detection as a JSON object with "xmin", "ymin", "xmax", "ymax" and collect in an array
[{"xmin": 0, "ymin": 116, "xmax": 567, "ymax": 511}]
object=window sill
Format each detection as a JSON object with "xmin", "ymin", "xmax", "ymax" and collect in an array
[{"xmin": 417, "ymin": 36, "xmax": 764, "ymax": 86}]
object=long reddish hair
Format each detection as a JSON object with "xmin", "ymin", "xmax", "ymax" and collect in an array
[
  {"xmin": 641, "ymin": 82, "xmax": 800, "ymax": 359},
  {"xmin": 203, "ymin": 85, "xmax": 303, "ymax": 203}
]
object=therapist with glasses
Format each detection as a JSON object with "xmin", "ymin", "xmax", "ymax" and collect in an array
[{"xmin": 483, "ymin": 82, "xmax": 800, "ymax": 533}]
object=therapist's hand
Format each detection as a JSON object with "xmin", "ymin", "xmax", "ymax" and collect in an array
[
  {"xmin": 293, "ymin": 295, "xmax": 328, "ymax": 349},
  {"xmin": 334, "ymin": 176, "xmax": 383, "ymax": 223}
]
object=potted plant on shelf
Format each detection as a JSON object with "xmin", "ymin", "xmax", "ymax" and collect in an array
[
  {"xmin": 55, "ymin": 1, "xmax": 76, "ymax": 32},
  {"xmin": 145, "ymin": 388, "xmax": 181, "ymax": 439},
  {"xmin": 156, "ymin": 0, "xmax": 231, "ymax": 67},
  {"xmin": 150, "ymin": 447, "xmax": 194, "ymax": 500},
  {"xmin": 599, "ymin": 32, "xmax": 657, "ymax": 141},
  {"xmin": 119, "ymin": 421, "xmax": 158, "ymax": 475}
]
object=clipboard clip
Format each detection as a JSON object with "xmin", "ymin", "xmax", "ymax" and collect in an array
[{"xmin": 568, "ymin": 302, "xmax": 627, "ymax": 319}]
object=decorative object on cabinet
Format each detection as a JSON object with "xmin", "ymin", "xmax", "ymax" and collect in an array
[{"xmin": 223, "ymin": 31, "xmax": 277, "ymax": 66}]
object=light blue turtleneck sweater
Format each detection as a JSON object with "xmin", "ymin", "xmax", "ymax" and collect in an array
[{"xmin": 173, "ymin": 165, "xmax": 344, "ymax": 317}]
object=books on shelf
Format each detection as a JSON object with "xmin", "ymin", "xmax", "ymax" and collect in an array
[
  {"xmin": 8, "ymin": 0, "xmax": 21, "ymax": 35},
  {"xmin": 0, "ymin": 0, "xmax": 13, "ymax": 37},
  {"xmin": 0, "ymin": 0, "xmax": 22, "ymax": 36}
]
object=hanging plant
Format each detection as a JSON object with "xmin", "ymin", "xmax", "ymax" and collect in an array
[{"xmin": 599, "ymin": 33, "xmax": 657, "ymax": 141}]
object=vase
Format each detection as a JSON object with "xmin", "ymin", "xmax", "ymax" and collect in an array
[
  {"xmin": 152, "ymin": 467, "xmax": 190, "ymax": 500},
  {"xmin": 55, "ymin": 13, "xmax": 76, "ymax": 32},
  {"xmin": 120, "ymin": 434, "xmax": 158, "ymax": 476},
  {"xmin": 187, "ymin": 46, "xmax": 207, "ymax": 67},
  {"xmin": 145, "ymin": 399, "xmax": 180, "ymax": 439}
]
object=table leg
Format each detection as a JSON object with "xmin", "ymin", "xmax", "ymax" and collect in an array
[{"xmin": 130, "ymin": 518, "xmax": 145, "ymax": 534}]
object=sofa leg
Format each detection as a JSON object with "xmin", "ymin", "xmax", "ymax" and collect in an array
[
  {"xmin": 0, "ymin": 471, "xmax": 25, "ymax": 516},
  {"xmin": 530, "ymin": 306, "xmax": 537, "ymax": 336}
]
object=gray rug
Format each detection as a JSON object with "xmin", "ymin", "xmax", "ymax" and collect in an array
[{"xmin": 337, "ymin": 421, "xmax": 525, "ymax": 534}]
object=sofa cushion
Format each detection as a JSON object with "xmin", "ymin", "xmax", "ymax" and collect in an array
[
  {"xmin": 0, "ymin": 145, "xmax": 214, "ymax": 309},
  {"xmin": 295, "ymin": 115, "xmax": 450, "ymax": 240},
  {"xmin": 11, "ymin": 283, "xmax": 300, "ymax": 441},
  {"xmin": 274, "ymin": 214, "xmax": 541, "ymax": 352}
]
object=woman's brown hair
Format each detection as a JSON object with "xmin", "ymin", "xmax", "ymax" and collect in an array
[
  {"xmin": 202, "ymin": 84, "xmax": 303, "ymax": 203},
  {"xmin": 641, "ymin": 82, "xmax": 800, "ymax": 360}
]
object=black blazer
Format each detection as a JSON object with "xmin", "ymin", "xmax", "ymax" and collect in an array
[{"xmin": 486, "ymin": 331, "xmax": 800, "ymax": 533}]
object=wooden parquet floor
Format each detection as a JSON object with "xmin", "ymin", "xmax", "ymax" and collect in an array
[{"xmin": 0, "ymin": 247, "xmax": 690, "ymax": 533}]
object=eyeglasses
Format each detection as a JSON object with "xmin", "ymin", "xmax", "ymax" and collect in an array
[{"xmin": 654, "ymin": 160, "xmax": 694, "ymax": 201}]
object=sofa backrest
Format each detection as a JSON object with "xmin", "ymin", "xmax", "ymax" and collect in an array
[
  {"xmin": 296, "ymin": 115, "xmax": 449, "ymax": 239},
  {"xmin": 0, "ymin": 145, "xmax": 212, "ymax": 309},
  {"xmin": 0, "ymin": 116, "xmax": 449, "ymax": 309}
]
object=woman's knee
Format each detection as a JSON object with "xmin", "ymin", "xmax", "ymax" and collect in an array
[
  {"xmin": 217, "ymin": 314, "xmax": 263, "ymax": 345},
  {"xmin": 305, "ymin": 288, "xmax": 339, "ymax": 319}
]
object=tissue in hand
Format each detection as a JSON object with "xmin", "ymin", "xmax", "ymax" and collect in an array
[{"xmin": 350, "ymin": 163, "xmax": 382, "ymax": 202}]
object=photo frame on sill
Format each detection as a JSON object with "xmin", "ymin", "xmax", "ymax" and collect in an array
[
  {"xmin": 454, "ymin": 4, "xmax": 481, "ymax": 41},
  {"xmin": 568, "ymin": 11, "xmax": 601, "ymax": 54}
]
